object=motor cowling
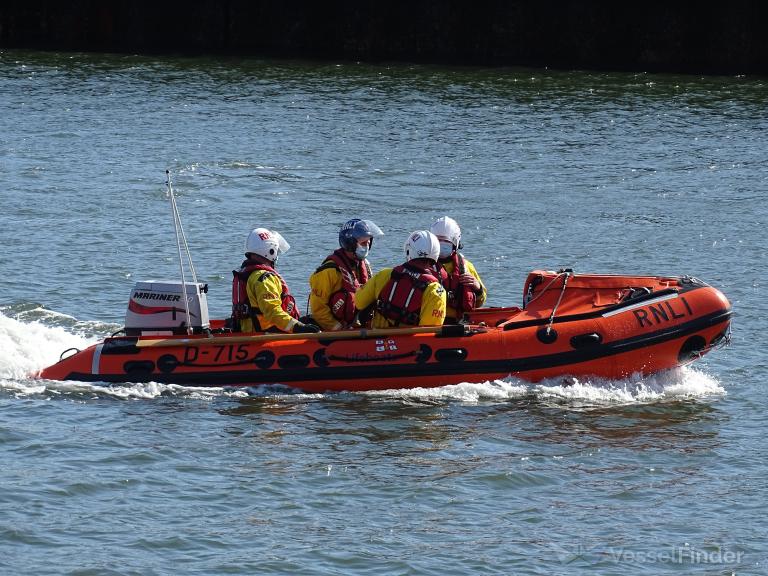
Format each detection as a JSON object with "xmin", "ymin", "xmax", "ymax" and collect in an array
[{"xmin": 125, "ymin": 280, "xmax": 210, "ymax": 336}]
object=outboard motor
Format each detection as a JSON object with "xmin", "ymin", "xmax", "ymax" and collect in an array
[{"xmin": 125, "ymin": 280, "xmax": 210, "ymax": 336}]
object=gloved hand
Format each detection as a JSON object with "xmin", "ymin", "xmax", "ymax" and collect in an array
[
  {"xmin": 458, "ymin": 273, "xmax": 481, "ymax": 292},
  {"xmin": 293, "ymin": 322, "xmax": 321, "ymax": 334}
]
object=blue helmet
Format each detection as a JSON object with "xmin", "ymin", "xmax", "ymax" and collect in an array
[{"xmin": 338, "ymin": 219, "xmax": 384, "ymax": 252}]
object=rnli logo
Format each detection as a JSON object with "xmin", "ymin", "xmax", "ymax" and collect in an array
[
  {"xmin": 375, "ymin": 339, "xmax": 398, "ymax": 352},
  {"xmin": 633, "ymin": 297, "xmax": 693, "ymax": 328}
]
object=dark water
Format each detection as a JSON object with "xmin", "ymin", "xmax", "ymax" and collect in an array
[{"xmin": 1, "ymin": 50, "xmax": 766, "ymax": 574}]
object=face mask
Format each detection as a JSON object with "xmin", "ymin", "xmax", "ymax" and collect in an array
[
  {"xmin": 354, "ymin": 244, "xmax": 369, "ymax": 261},
  {"xmin": 439, "ymin": 241, "xmax": 454, "ymax": 259}
]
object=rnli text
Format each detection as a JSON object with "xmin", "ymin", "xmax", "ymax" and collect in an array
[{"xmin": 633, "ymin": 297, "xmax": 693, "ymax": 328}]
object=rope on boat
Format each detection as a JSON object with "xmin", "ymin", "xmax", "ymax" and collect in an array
[
  {"xmin": 545, "ymin": 270, "xmax": 572, "ymax": 335},
  {"xmin": 525, "ymin": 271, "xmax": 569, "ymax": 308},
  {"xmin": 134, "ymin": 324, "xmax": 473, "ymax": 348}
]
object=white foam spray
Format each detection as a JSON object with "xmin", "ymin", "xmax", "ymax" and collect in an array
[
  {"xmin": 531, "ymin": 366, "xmax": 725, "ymax": 407},
  {"xmin": 365, "ymin": 379, "xmax": 529, "ymax": 403},
  {"xmin": 360, "ymin": 366, "xmax": 724, "ymax": 406},
  {"xmin": 0, "ymin": 310, "xmax": 95, "ymax": 380}
]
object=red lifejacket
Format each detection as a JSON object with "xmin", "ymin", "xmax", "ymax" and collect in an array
[
  {"xmin": 316, "ymin": 249, "xmax": 371, "ymax": 324},
  {"xmin": 438, "ymin": 252, "xmax": 477, "ymax": 318},
  {"xmin": 375, "ymin": 262, "xmax": 439, "ymax": 326},
  {"xmin": 231, "ymin": 260, "xmax": 299, "ymax": 331}
]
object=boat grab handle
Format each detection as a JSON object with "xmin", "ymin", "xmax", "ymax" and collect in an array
[{"xmin": 59, "ymin": 347, "xmax": 80, "ymax": 361}]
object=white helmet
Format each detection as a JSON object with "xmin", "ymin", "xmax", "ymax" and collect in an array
[
  {"xmin": 430, "ymin": 216, "xmax": 462, "ymax": 248},
  {"xmin": 404, "ymin": 230, "xmax": 440, "ymax": 263},
  {"xmin": 245, "ymin": 228, "xmax": 290, "ymax": 263}
]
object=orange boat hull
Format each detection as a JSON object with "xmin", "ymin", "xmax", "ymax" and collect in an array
[{"xmin": 38, "ymin": 272, "xmax": 731, "ymax": 393}]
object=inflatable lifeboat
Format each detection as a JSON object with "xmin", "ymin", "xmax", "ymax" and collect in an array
[{"xmin": 38, "ymin": 269, "xmax": 732, "ymax": 393}]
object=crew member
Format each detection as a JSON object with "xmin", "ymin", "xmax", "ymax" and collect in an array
[
  {"xmin": 355, "ymin": 230, "xmax": 446, "ymax": 328},
  {"xmin": 430, "ymin": 216, "xmax": 486, "ymax": 322},
  {"xmin": 309, "ymin": 219, "xmax": 384, "ymax": 331},
  {"xmin": 231, "ymin": 228, "xmax": 320, "ymax": 334}
]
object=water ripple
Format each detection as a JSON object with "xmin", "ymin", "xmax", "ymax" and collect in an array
[{"xmin": 0, "ymin": 51, "xmax": 764, "ymax": 575}]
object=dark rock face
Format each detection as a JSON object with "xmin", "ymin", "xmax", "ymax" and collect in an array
[{"xmin": 1, "ymin": 0, "xmax": 767, "ymax": 74}]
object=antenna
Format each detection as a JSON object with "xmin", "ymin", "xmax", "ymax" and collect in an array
[{"xmin": 166, "ymin": 170, "xmax": 197, "ymax": 335}]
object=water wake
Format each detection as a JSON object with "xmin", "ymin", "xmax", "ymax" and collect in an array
[
  {"xmin": 0, "ymin": 309, "xmax": 98, "ymax": 381},
  {"xmin": 530, "ymin": 366, "xmax": 724, "ymax": 407},
  {"xmin": 359, "ymin": 366, "xmax": 724, "ymax": 407}
]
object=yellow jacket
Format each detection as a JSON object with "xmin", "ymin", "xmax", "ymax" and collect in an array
[
  {"xmin": 355, "ymin": 268, "xmax": 446, "ymax": 328},
  {"xmin": 309, "ymin": 257, "xmax": 370, "ymax": 331},
  {"xmin": 440, "ymin": 256, "xmax": 487, "ymax": 319},
  {"xmin": 240, "ymin": 269, "xmax": 299, "ymax": 333}
]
